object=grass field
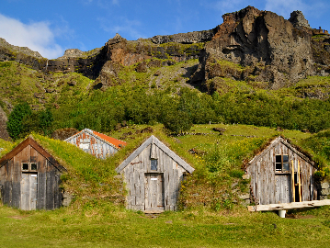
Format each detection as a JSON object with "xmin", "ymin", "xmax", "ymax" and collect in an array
[
  {"xmin": 0, "ymin": 204, "xmax": 330, "ymax": 248},
  {"xmin": 1, "ymin": 124, "xmax": 330, "ymax": 247}
]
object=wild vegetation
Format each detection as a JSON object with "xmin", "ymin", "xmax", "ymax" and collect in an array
[
  {"xmin": 0, "ymin": 124, "xmax": 330, "ymax": 247},
  {"xmin": 1, "ymin": 203, "xmax": 330, "ymax": 247},
  {"xmin": 1, "ymin": 56, "xmax": 330, "ymax": 246}
]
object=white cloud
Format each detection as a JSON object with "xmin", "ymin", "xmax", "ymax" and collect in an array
[
  {"xmin": 99, "ymin": 18, "xmax": 145, "ymax": 40},
  {"xmin": 0, "ymin": 13, "xmax": 63, "ymax": 59},
  {"xmin": 265, "ymin": 0, "xmax": 327, "ymax": 18},
  {"xmin": 213, "ymin": 0, "xmax": 246, "ymax": 14}
]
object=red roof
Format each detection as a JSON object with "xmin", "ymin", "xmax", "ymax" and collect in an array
[{"xmin": 92, "ymin": 130, "xmax": 127, "ymax": 149}]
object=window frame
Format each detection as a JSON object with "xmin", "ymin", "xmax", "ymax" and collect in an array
[
  {"xmin": 275, "ymin": 154, "xmax": 290, "ymax": 173},
  {"xmin": 150, "ymin": 158, "xmax": 158, "ymax": 171},
  {"xmin": 21, "ymin": 162, "xmax": 38, "ymax": 172}
]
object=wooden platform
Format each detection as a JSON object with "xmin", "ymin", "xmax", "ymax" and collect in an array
[{"xmin": 248, "ymin": 200, "xmax": 330, "ymax": 212}]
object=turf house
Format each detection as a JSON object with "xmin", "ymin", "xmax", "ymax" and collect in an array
[
  {"xmin": 116, "ymin": 135, "xmax": 195, "ymax": 213},
  {"xmin": 246, "ymin": 136, "xmax": 318, "ymax": 206},
  {"xmin": 65, "ymin": 128, "xmax": 127, "ymax": 159},
  {"xmin": 0, "ymin": 136, "xmax": 66, "ymax": 210}
]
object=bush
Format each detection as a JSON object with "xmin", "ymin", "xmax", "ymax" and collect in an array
[{"xmin": 7, "ymin": 102, "xmax": 32, "ymax": 139}]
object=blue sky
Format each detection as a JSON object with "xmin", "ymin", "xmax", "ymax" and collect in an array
[{"xmin": 0, "ymin": 0, "xmax": 329, "ymax": 59}]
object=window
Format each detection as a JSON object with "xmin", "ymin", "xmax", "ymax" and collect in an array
[
  {"xmin": 151, "ymin": 159, "xmax": 158, "ymax": 171},
  {"xmin": 21, "ymin": 162, "xmax": 38, "ymax": 172},
  {"xmin": 31, "ymin": 163, "xmax": 37, "ymax": 171},
  {"xmin": 275, "ymin": 155, "xmax": 289, "ymax": 172},
  {"xmin": 22, "ymin": 163, "xmax": 29, "ymax": 171}
]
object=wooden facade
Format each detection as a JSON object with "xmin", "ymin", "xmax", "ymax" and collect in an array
[
  {"xmin": 246, "ymin": 137, "xmax": 318, "ymax": 205},
  {"xmin": 65, "ymin": 128, "xmax": 126, "ymax": 159},
  {"xmin": 116, "ymin": 135, "xmax": 194, "ymax": 213},
  {"xmin": 0, "ymin": 137, "xmax": 66, "ymax": 210}
]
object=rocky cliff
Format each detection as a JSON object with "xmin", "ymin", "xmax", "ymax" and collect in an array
[
  {"xmin": 0, "ymin": 38, "xmax": 47, "ymax": 70},
  {"xmin": 192, "ymin": 6, "xmax": 321, "ymax": 91},
  {"xmin": 1, "ymin": 6, "xmax": 329, "ymax": 92}
]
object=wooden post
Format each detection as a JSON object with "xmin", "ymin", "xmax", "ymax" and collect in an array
[
  {"xmin": 298, "ymin": 161, "xmax": 302, "ymax": 202},
  {"xmin": 291, "ymin": 160, "xmax": 295, "ymax": 202}
]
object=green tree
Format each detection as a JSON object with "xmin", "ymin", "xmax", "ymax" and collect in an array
[
  {"xmin": 39, "ymin": 108, "xmax": 54, "ymax": 135},
  {"xmin": 7, "ymin": 102, "xmax": 32, "ymax": 139},
  {"xmin": 163, "ymin": 110, "xmax": 193, "ymax": 134}
]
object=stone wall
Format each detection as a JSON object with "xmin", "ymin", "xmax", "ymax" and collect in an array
[{"xmin": 320, "ymin": 181, "xmax": 330, "ymax": 200}]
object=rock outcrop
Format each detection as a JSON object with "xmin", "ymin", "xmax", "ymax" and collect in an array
[
  {"xmin": 191, "ymin": 6, "xmax": 315, "ymax": 90},
  {"xmin": 0, "ymin": 38, "xmax": 43, "ymax": 58},
  {"xmin": 150, "ymin": 28, "xmax": 217, "ymax": 44},
  {"xmin": 61, "ymin": 49, "xmax": 84, "ymax": 58},
  {"xmin": 0, "ymin": 6, "xmax": 329, "ymax": 93},
  {"xmin": 289, "ymin": 10, "xmax": 310, "ymax": 29},
  {"xmin": 0, "ymin": 38, "xmax": 47, "ymax": 70}
]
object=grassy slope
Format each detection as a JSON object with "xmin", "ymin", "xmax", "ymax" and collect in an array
[
  {"xmin": 0, "ymin": 138, "xmax": 15, "ymax": 157},
  {"xmin": 0, "ymin": 124, "xmax": 320, "ymax": 202},
  {"xmin": 0, "ymin": 204, "xmax": 330, "ymax": 247},
  {"xmin": 0, "ymin": 125, "xmax": 329, "ymax": 247},
  {"xmin": 0, "ymin": 61, "xmax": 93, "ymax": 111}
]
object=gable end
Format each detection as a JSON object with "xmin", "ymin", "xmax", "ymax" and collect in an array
[
  {"xmin": 116, "ymin": 135, "xmax": 194, "ymax": 174},
  {"xmin": 248, "ymin": 136, "xmax": 316, "ymax": 169}
]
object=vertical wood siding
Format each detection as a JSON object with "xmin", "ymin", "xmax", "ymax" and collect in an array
[
  {"xmin": 247, "ymin": 139, "xmax": 317, "ymax": 205},
  {"xmin": 66, "ymin": 131, "xmax": 118, "ymax": 159},
  {"xmin": 122, "ymin": 144, "xmax": 186, "ymax": 211},
  {"xmin": 0, "ymin": 145, "xmax": 62, "ymax": 210}
]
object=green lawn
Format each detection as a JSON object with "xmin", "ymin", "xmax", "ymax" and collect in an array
[{"xmin": 0, "ymin": 204, "xmax": 330, "ymax": 247}]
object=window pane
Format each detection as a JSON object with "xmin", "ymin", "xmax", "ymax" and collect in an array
[
  {"xmin": 31, "ymin": 163, "xmax": 37, "ymax": 170},
  {"xmin": 283, "ymin": 155, "xmax": 289, "ymax": 162},
  {"xmin": 276, "ymin": 163, "xmax": 282, "ymax": 171},
  {"xmin": 276, "ymin": 155, "xmax": 282, "ymax": 163},
  {"xmin": 151, "ymin": 159, "xmax": 158, "ymax": 170},
  {"xmin": 22, "ymin": 163, "xmax": 29, "ymax": 170},
  {"xmin": 283, "ymin": 163, "xmax": 290, "ymax": 172}
]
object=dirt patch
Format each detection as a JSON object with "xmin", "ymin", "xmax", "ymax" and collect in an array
[
  {"xmin": 286, "ymin": 214, "xmax": 315, "ymax": 219},
  {"xmin": 8, "ymin": 215, "xmax": 27, "ymax": 220}
]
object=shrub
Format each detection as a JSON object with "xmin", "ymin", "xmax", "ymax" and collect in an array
[{"xmin": 7, "ymin": 102, "xmax": 32, "ymax": 139}]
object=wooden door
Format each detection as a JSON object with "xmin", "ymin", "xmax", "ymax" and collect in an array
[
  {"xmin": 21, "ymin": 173, "xmax": 38, "ymax": 210},
  {"xmin": 144, "ymin": 174, "xmax": 164, "ymax": 212},
  {"xmin": 275, "ymin": 175, "xmax": 292, "ymax": 204}
]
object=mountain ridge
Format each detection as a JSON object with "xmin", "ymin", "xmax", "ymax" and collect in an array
[{"xmin": 1, "ymin": 6, "xmax": 330, "ymax": 140}]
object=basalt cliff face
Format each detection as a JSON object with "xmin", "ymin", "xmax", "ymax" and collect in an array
[
  {"xmin": 0, "ymin": 6, "xmax": 329, "ymax": 92},
  {"xmin": 194, "ymin": 6, "xmax": 316, "ymax": 90}
]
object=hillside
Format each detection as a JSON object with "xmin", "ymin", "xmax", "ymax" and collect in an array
[
  {"xmin": 0, "ymin": 6, "xmax": 330, "ymax": 142},
  {"xmin": 1, "ymin": 124, "xmax": 330, "ymax": 247},
  {"xmin": 1, "ymin": 5, "xmax": 330, "ymax": 247}
]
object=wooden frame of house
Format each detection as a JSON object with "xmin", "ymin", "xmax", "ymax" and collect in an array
[
  {"xmin": 116, "ymin": 135, "xmax": 194, "ymax": 213},
  {"xmin": 0, "ymin": 136, "xmax": 66, "ymax": 210},
  {"xmin": 65, "ymin": 128, "xmax": 127, "ymax": 159}
]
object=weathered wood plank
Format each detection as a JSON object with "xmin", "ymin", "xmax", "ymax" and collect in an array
[
  {"xmin": 248, "ymin": 200, "xmax": 330, "ymax": 212},
  {"xmin": 46, "ymin": 170, "xmax": 55, "ymax": 210},
  {"xmin": 20, "ymin": 173, "xmax": 30, "ymax": 210},
  {"xmin": 116, "ymin": 135, "xmax": 194, "ymax": 173}
]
